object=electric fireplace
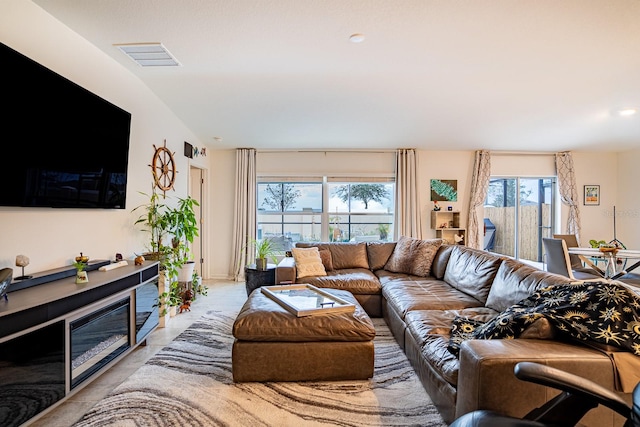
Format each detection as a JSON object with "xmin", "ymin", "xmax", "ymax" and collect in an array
[{"xmin": 69, "ymin": 298, "xmax": 131, "ymax": 389}]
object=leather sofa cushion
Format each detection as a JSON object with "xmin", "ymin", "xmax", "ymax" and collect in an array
[
  {"xmin": 366, "ymin": 241, "xmax": 397, "ymax": 270},
  {"xmin": 319, "ymin": 249, "xmax": 334, "ymax": 271},
  {"xmin": 379, "ymin": 272, "xmax": 484, "ymax": 317},
  {"xmin": 485, "ymin": 258, "xmax": 572, "ymax": 312},
  {"xmin": 296, "ymin": 242, "xmax": 370, "ymax": 270},
  {"xmin": 233, "ymin": 288, "xmax": 375, "ymax": 342},
  {"xmin": 443, "ymin": 246, "xmax": 503, "ymax": 304},
  {"xmin": 299, "ymin": 268, "xmax": 381, "ymax": 295},
  {"xmin": 418, "ymin": 310, "xmax": 497, "ymax": 388},
  {"xmin": 431, "ymin": 244, "xmax": 455, "ymax": 279}
]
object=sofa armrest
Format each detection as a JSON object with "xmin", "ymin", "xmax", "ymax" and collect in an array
[
  {"xmin": 455, "ymin": 339, "xmax": 625, "ymax": 425},
  {"xmin": 275, "ymin": 257, "xmax": 296, "ymax": 284}
]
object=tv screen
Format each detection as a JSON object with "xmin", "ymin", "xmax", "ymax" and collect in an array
[{"xmin": 0, "ymin": 42, "xmax": 131, "ymax": 209}]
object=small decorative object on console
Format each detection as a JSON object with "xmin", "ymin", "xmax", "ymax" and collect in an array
[
  {"xmin": 14, "ymin": 254, "xmax": 33, "ymax": 280},
  {"xmin": 115, "ymin": 253, "xmax": 123, "ymax": 262},
  {"xmin": 98, "ymin": 260, "xmax": 129, "ymax": 271},
  {"xmin": 73, "ymin": 260, "xmax": 89, "ymax": 284},
  {"xmin": 75, "ymin": 252, "xmax": 89, "ymax": 263},
  {"xmin": 134, "ymin": 255, "xmax": 145, "ymax": 266},
  {"xmin": 433, "ymin": 201, "xmax": 441, "ymax": 211},
  {"xmin": 0, "ymin": 268, "xmax": 12, "ymax": 301}
]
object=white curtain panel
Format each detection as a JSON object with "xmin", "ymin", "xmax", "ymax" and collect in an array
[
  {"xmin": 230, "ymin": 148, "xmax": 257, "ymax": 281},
  {"xmin": 394, "ymin": 148, "xmax": 422, "ymax": 239},
  {"xmin": 555, "ymin": 151, "xmax": 582, "ymax": 243},
  {"xmin": 467, "ymin": 150, "xmax": 491, "ymax": 249}
]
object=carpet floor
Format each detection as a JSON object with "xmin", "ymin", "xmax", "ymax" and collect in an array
[{"xmin": 73, "ymin": 311, "xmax": 447, "ymax": 427}]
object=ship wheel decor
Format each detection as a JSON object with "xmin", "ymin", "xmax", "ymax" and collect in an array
[{"xmin": 150, "ymin": 139, "xmax": 177, "ymax": 196}]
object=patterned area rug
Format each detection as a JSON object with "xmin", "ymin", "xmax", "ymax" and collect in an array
[{"xmin": 73, "ymin": 311, "xmax": 446, "ymax": 427}]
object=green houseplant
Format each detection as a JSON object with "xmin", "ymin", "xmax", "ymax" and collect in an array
[
  {"xmin": 132, "ymin": 186, "xmax": 172, "ymax": 268},
  {"xmin": 252, "ymin": 238, "xmax": 278, "ymax": 271},
  {"xmin": 165, "ymin": 196, "xmax": 200, "ymax": 282}
]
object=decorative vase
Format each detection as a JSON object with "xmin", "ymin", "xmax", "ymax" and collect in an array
[
  {"xmin": 255, "ymin": 257, "xmax": 268, "ymax": 271},
  {"xmin": 76, "ymin": 271, "xmax": 88, "ymax": 284},
  {"xmin": 169, "ymin": 305, "xmax": 177, "ymax": 317}
]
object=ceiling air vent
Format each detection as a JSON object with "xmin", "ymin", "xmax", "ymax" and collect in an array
[{"xmin": 115, "ymin": 43, "xmax": 180, "ymax": 67}]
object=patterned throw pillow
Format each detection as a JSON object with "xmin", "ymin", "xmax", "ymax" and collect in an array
[
  {"xmin": 447, "ymin": 316, "xmax": 486, "ymax": 356},
  {"xmin": 384, "ymin": 236, "xmax": 444, "ymax": 277},
  {"xmin": 292, "ymin": 247, "xmax": 327, "ymax": 279}
]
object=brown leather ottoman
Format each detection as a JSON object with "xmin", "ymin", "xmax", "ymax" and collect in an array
[{"xmin": 232, "ymin": 287, "xmax": 376, "ymax": 382}]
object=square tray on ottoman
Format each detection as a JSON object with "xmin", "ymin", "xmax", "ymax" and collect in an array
[{"xmin": 232, "ymin": 286, "xmax": 376, "ymax": 382}]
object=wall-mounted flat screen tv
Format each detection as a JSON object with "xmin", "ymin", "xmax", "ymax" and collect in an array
[{"xmin": 0, "ymin": 42, "xmax": 131, "ymax": 209}]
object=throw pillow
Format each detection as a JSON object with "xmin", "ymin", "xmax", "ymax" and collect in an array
[
  {"xmin": 384, "ymin": 236, "xmax": 444, "ymax": 277},
  {"xmin": 447, "ymin": 316, "xmax": 486, "ymax": 356},
  {"xmin": 318, "ymin": 249, "xmax": 334, "ymax": 271},
  {"xmin": 291, "ymin": 247, "xmax": 327, "ymax": 279}
]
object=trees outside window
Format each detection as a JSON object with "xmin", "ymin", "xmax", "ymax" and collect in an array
[{"xmin": 257, "ymin": 178, "xmax": 395, "ymax": 246}]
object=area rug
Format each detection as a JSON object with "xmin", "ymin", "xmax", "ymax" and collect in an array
[{"xmin": 73, "ymin": 311, "xmax": 446, "ymax": 427}]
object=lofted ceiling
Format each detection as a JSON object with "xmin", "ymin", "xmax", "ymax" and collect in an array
[{"xmin": 33, "ymin": 0, "xmax": 640, "ymax": 152}]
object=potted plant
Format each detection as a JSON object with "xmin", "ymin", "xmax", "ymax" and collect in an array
[
  {"xmin": 165, "ymin": 196, "xmax": 200, "ymax": 282},
  {"xmin": 377, "ymin": 224, "xmax": 390, "ymax": 241},
  {"xmin": 73, "ymin": 260, "xmax": 89, "ymax": 284},
  {"xmin": 253, "ymin": 238, "xmax": 278, "ymax": 271},
  {"xmin": 132, "ymin": 185, "xmax": 172, "ymax": 269},
  {"xmin": 156, "ymin": 281, "xmax": 182, "ymax": 317}
]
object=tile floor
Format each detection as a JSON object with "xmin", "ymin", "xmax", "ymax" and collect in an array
[{"xmin": 29, "ymin": 279, "xmax": 247, "ymax": 427}]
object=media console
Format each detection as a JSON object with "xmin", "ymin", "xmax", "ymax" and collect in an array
[{"xmin": 0, "ymin": 261, "xmax": 160, "ymax": 427}]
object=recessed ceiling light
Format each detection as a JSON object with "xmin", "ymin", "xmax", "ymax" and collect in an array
[
  {"xmin": 617, "ymin": 108, "xmax": 637, "ymax": 117},
  {"xmin": 349, "ymin": 33, "xmax": 365, "ymax": 43},
  {"xmin": 115, "ymin": 43, "xmax": 180, "ymax": 67}
]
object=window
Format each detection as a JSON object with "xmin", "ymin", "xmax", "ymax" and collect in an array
[
  {"xmin": 327, "ymin": 180, "xmax": 394, "ymax": 242},
  {"xmin": 484, "ymin": 177, "xmax": 556, "ymax": 262},
  {"xmin": 257, "ymin": 177, "xmax": 394, "ymax": 247}
]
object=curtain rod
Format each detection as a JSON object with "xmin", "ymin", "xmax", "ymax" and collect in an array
[
  {"xmin": 490, "ymin": 151, "xmax": 556, "ymax": 156},
  {"xmin": 257, "ymin": 149, "xmax": 396, "ymax": 154}
]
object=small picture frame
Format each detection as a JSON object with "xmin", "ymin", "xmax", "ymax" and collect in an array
[{"xmin": 584, "ymin": 185, "xmax": 600, "ymax": 206}]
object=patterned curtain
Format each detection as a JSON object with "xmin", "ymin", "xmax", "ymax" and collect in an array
[
  {"xmin": 394, "ymin": 149, "xmax": 422, "ymax": 239},
  {"xmin": 466, "ymin": 150, "xmax": 491, "ymax": 249},
  {"xmin": 230, "ymin": 148, "xmax": 257, "ymax": 281},
  {"xmin": 555, "ymin": 151, "xmax": 582, "ymax": 243}
]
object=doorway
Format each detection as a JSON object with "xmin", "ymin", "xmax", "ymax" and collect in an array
[
  {"xmin": 189, "ymin": 166, "xmax": 206, "ymax": 278},
  {"xmin": 485, "ymin": 177, "xmax": 556, "ymax": 263}
]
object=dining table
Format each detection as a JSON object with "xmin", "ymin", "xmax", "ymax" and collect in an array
[{"xmin": 567, "ymin": 247, "xmax": 640, "ymax": 280}]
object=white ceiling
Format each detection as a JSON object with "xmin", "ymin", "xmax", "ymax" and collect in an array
[{"xmin": 33, "ymin": 0, "xmax": 640, "ymax": 152}]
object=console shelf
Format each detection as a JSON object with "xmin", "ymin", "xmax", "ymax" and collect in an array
[{"xmin": 0, "ymin": 261, "xmax": 159, "ymax": 426}]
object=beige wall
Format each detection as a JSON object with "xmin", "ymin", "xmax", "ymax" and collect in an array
[
  {"xmin": 0, "ymin": 1, "xmax": 206, "ymax": 274},
  {"xmin": 617, "ymin": 149, "xmax": 640, "ymax": 249},
  {"xmin": 1, "ymin": 1, "xmax": 637, "ymax": 281}
]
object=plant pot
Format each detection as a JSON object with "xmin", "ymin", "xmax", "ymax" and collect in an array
[
  {"xmin": 255, "ymin": 257, "xmax": 268, "ymax": 271},
  {"xmin": 75, "ymin": 271, "xmax": 88, "ymax": 284},
  {"xmin": 177, "ymin": 261, "xmax": 196, "ymax": 282},
  {"xmin": 169, "ymin": 306, "xmax": 177, "ymax": 317}
]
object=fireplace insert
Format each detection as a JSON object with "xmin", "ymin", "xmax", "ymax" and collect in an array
[{"xmin": 69, "ymin": 297, "xmax": 131, "ymax": 389}]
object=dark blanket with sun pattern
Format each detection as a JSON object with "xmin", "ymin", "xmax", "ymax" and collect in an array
[{"xmin": 448, "ymin": 281, "xmax": 640, "ymax": 357}]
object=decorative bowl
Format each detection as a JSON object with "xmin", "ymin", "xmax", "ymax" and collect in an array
[{"xmin": 599, "ymin": 246, "xmax": 618, "ymax": 254}]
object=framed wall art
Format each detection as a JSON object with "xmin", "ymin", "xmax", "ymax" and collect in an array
[
  {"xmin": 430, "ymin": 179, "xmax": 458, "ymax": 202},
  {"xmin": 584, "ymin": 185, "xmax": 600, "ymax": 206}
]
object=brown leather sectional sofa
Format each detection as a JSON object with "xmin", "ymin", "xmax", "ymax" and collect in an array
[{"xmin": 275, "ymin": 240, "xmax": 635, "ymax": 426}]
